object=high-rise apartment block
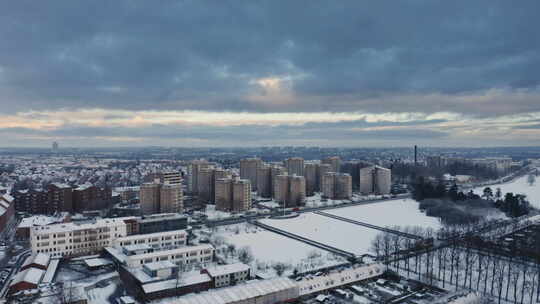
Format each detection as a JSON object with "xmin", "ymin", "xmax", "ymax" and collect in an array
[
  {"xmin": 240, "ymin": 158, "xmax": 263, "ymax": 191},
  {"xmin": 188, "ymin": 160, "xmax": 211, "ymax": 194},
  {"xmin": 159, "ymin": 184, "xmax": 183, "ymax": 213},
  {"xmin": 284, "ymin": 157, "xmax": 304, "ymax": 177},
  {"xmin": 274, "ymin": 175, "xmax": 306, "ymax": 208},
  {"xmin": 322, "ymin": 156, "xmax": 341, "ymax": 173},
  {"xmin": 198, "ymin": 168, "xmax": 229, "ymax": 203},
  {"xmin": 140, "ymin": 172, "xmax": 183, "ymax": 215},
  {"xmin": 359, "ymin": 166, "xmax": 391, "ymax": 195},
  {"xmin": 140, "ymin": 183, "xmax": 161, "ymax": 215},
  {"xmin": 341, "ymin": 161, "xmax": 372, "ymax": 191},
  {"xmin": 215, "ymin": 178, "xmax": 252, "ymax": 212},
  {"xmin": 232, "ymin": 179, "xmax": 251, "ymax": 212},
  {"xmin": 322, "ymin": 173, "xmax": 352, "ymax": 199},
  {"xmin": 270, "ymin": 165, "xmax": 287, "ymax": 199},
  {"xmin": 317, "ymin": 164, "xmax": 332, "ymax": 191},
  {"xmin": 304, "ymin": 163, "xmax": 319, "ymax": 196},
  {"xmin": 256, "ymin": 165, "xmax": 272, "ymax": 198}
]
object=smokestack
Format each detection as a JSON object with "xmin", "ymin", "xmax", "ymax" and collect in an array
[{"xmin": 414, "ymin": 145, "xmax": 418, "ymax": 165}]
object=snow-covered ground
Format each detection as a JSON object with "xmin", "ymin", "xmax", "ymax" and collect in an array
[
  {"xmin": 259, "ymin": 213, "xmax": 383, "ymax": 255},
  {"xmin": 214, "ymin": 223, "xmax": 346, "ymax": 274},
  {"xmin": 473, "ymin": 174, "xmax": 540, "ymax": 208},
  {"xmin": 325, "ymin": 198, "xmax": 442, "ymax": 232}
]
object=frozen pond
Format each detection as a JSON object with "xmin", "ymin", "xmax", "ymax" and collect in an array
[
  {"xmin": 473, "ymin": 173, "xmax": 540, "ymax": 208},
  {"xmin": 325, "ymin": 198, "xmax": 442, "ymax": 231},
  {"xmin": 259, "ymin": 213, "xmax": 382, "ymax": 256}
]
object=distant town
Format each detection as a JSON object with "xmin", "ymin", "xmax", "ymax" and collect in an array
[{"xmin": 0, "ymin": 145, "xmax": 538, "ymax": 303}]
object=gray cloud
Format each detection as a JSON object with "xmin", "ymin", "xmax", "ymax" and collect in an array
[{"xmin": 1, "ymin": 0, "xmax": 540, "ymax": 116}]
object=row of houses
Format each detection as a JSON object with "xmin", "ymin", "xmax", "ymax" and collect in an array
[{"xmin": 13, "ymin": 183, "xmax": 116, "ymax": 214}]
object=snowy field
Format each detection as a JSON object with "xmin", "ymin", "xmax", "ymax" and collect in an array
[
  {"xmin": 473, "ymin": 173, "xmax": 540, "ymax": 208},
  {"xmin": 325, "ymin": 198, "xmax": 442, "ymax": 232},
  {"xmin": 259, "ymin": 213, "xmax": 384, "ymax": 255},
  {"xmin": 215, "ymin": 223, "xmax": 345, "ymax": 268}
]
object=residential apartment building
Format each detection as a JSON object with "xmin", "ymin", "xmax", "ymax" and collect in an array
[
  {"xmin": 285, "ymin": 157, "xmax": 305, "ymax": 177},
  {"xmin": 318, "ymin": 163, "xmax": 333, "ymax": 191},
  {"xmin": 322, "ymin": 156, "xmax": 341, "ymax": 173},
  {"xmin": 359, "ymin": 166, "xmax": 392, "ymax": 195},
  {"xmin": 256, "ymin": 165, "xmax": 272, "ymax": 198},
  {"xmin": 341, "ymin": 161, "xmax": 372, "ymax": 191},
  {"xmin": 215, "ymin": 178, "xmax": 251, "ymax": 212},
  {"xmin": 47, "ymin": 183, "xmax": 73, "ymax": 213},
  {"xmin": 15, "ymin": 183, "xmax": 113, "ymax": 215},
  {"xmin": 188, "ymin": 160, "xmax": 212, "ymax": 194},
  {"xmin": 304, "ymin": 162, "xmax": 319, "ymax": 196},
  {"xmin": 271, "ymin": 165, "xmax": 287, "ymax": 199},
  {"xmin": 159, "ymin": 183, "xmax": 183, "ymax": 213},
  {"xmin": 240, "ymin": 158, "xmax": 263, "ymax": 191},
  {"xmin": 72, "ymin": 184, "xmax": 113, "ymax": 212},
  {"xmin": 198, "ymin": 168, "xmax": 229, "ymax": 203},
  {"xmin": 322, "ymin": 172, "xmax": 352, "ymax": 199},
  {"xmin": 275, "ymin": 175, "xmax": 306, "ymax": 208},
  {"xmin": 140, "ymin": 178, "xmax": 183, "ymax": 215},
  {"xmin": 140, "ymin": 183, "xmax": 161, "ymax": 215}
]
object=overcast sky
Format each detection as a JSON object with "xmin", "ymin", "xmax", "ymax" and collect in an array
[{"xmin": 1, "ymin": 0, "xmax": 540, "ymax": 147}]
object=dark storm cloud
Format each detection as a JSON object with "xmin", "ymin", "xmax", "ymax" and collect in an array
[{"xmin": 1, "ymin": 0, "xmax": 540, "ymax": 115}]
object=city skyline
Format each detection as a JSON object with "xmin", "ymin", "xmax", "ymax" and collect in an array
[{"xmin": 1, "ymin": 1, "xmax": 540, "ymax": 147}]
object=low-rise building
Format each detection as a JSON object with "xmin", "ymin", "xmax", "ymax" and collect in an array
[
  {"xmin": 113, "ymin": 229, "xmax": 187, "ymax": 249},
  {"xmin": 107, "ymin": 244, "xmax": 215, "ymax": 268},
  {"xmin": 202, "ymin": 263, "xmax": 250, "ymax": 288},
  {"xmin": 30, "ymin": 217, "xmax": 133, "ymax": 258},
  {"xmin": 20, "ymin": 253, "xmax": 51, "ymax": 271}
]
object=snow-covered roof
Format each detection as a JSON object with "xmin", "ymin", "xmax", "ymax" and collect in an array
[
  {"xmin": 10, "ymin": 268, "xmax": 45, "ymax": 286},
  {"xmin": 41, "ymin": 259, "xmax": 60, "ymax": 284},
  {"xmin": 31, "ymin": 216, "xmax": 134, "ymax": 234},
  {"xmin": 1, "ymin": 193, "xmax": 14, "ymax": 203},
  {"xmin": 115, "ymin": 229, "xmax": 186, "ymax": 243},
  {"xmin": 125, "ymin": 244, "xmax": 213, "ymax": 261},
  {"xmin": 171, "ymin": 278, "xmax": 297, "ymax": 304},
  {"xmin": 51, "ymin": 183, "xmax": 71, "ymax": 189},
  {"xmin": 204, "ymin": 263, "xmax": 249, "ymax": 278},
  {"xmin": 142, "ymin": 272, "xmax": 211, "ymax": 294},
  {"xmin": 117, "ymin": 296, "xmax": 136, "ymax": 304},
  {"xmin": 297, "ymin": 263, "xmax": 384, "ymax": 296},
  {"xmin": 123, "ymin": 243, "xmax": 153, "ymax": 252},
  {"xmin": 144, "ymin": 261, "xmax": 177, "ymax": 272},
  {"xmin": 22, "ymin": 253, "xmax": 51, "ymax": 269},
  {"xmin": 18, "ymin": 215, "xmax": 65, "ymax": 228},
  {"xmin": 74, "ymin": 183, "xmax": 93, "ymax": 191},
  {"xmin": 84, "ymin": 258, "xmax": 112, "ymax": 268}
]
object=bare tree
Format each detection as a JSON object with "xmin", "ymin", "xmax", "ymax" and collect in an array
[
  {"xmin": 237, "ymin": 246, "xmax": 254, "ymax": 265},
  {"xmin": 272, "ymin": 262, "xmax": 288, "ymax": 276}
]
